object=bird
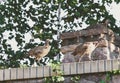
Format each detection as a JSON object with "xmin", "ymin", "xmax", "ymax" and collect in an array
[
  {"xmin": 72, "ymin": 41, "xmax": 99, "ymax": 62},
  {"xmin": 72, "ymin": 38, "xmax": 109, "ymax": 62},
  {"xmin": 28, "ymin": 39, "xmax": 51, "ymax": 61}
]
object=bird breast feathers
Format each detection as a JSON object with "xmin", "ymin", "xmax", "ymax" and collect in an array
[{"xmin": 34, "ymin": 45, "xmax": 51, "ymax": 55}]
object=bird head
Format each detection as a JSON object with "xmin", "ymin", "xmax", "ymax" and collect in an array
[
  {"xmin": 104, "ymin": 19, "xmax": 110, "ymax": 24},
  {"xmin": 102, "ymin": 19, "xmax": 110, "ymax": 27},
  {"xmin": 45, "ymin": 39, "xmax": 52, "ymax": 45}
]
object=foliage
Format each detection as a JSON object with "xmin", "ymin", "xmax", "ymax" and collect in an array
[
  {"xmin": 71, "ymin": 75, "xmax": 81, "ymax": 83},
  {"xmin": 110, "ymin": 70, "xmax": 120, "ymax": 75},
  {"xmin": 45, "ymin": 60, "xmax": 64, "ymax": 83},
  {"xmin": 100, "ymin": 80, "xmax": 106, "ymax": 83},
  {"xmin": 100, "ymin": 70, "xmax": 120, "ymax": 83},
  {"xmin": 99, "ymin": 73, "xmax": 111, "ymax": 83},
  {"xmin": 0, "ymin": 0, "xmax": 120, "ymax": 68}
]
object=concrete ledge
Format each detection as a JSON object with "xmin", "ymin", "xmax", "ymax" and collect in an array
[{"xmin": 0, "ymin": 59, "xmax": 120, "ymax": 81}]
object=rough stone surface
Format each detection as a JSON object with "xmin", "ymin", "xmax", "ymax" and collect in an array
[
  {"xmin": 60, "ymin": 23, "xmax": 120, "ymax": 83},
  {"xmin": 78, "ymin": 79, "xmax": 96, "ymax": 83},
  {"xmin": 112, "ymin": 75, "xmax": 120, "ymax": 83},
  {"xmin": 91, "ymin": 47, "xmax": 110, "ymax": 60},
  {"xmin": 62, "ymin": 52, "xmax": 76, "ymax": 63}
]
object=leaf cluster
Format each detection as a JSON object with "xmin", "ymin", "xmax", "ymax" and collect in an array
[{"xmin": 0, "ymin": 0, "xmax": 120, "ymax": 68}]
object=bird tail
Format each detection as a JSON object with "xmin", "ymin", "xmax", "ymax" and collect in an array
[
  {"xmin": 72, "ymin": 51, "xmax": 77, "ymax": 56},
  {"xmin": 24, "ymin": 51, "xmax": 30, "ymax": 58}
]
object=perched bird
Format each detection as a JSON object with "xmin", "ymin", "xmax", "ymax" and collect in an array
[
  {"xmin": 72, "ymin": 38, "xmax": 109, "ymax": 61},
  {"xmin": 28, "ymin": 39, "xmax": 51, "ymax": 61},
  {"xmin": 72, "ymin": 41, "xmax": 99, "ymax": 62}
]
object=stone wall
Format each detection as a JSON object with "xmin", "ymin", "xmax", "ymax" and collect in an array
[
  {"xmin": 2, "ymin": 73, "xmax": 119, "ymax": 83},
  {"xmin": 60, "ymin": 25, "xmax": 120, "ymax": 83}
]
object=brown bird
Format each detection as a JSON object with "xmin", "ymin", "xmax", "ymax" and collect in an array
[
  {"xmin": 72, "ymin": 41, "xmax": 99, "ymax": 62},
  {"xmin": 28, "ymin": 39, "xmax": 51, "ymax": 61}
]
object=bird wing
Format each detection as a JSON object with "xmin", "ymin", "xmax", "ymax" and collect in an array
[
  {"xmin": 72, "ymin": 43, "xmax": 88, "ymax": 56},
  {"xmin": 34, "ymin": 46, "xmax": 45, "ymax": 54},
  {"xmin": 35, "ymin": 46, "xmax": 51, "ymax": 60},
  {"xmin": 28, "ymin": 39, "xmax": 51, "ymax": 60}
]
